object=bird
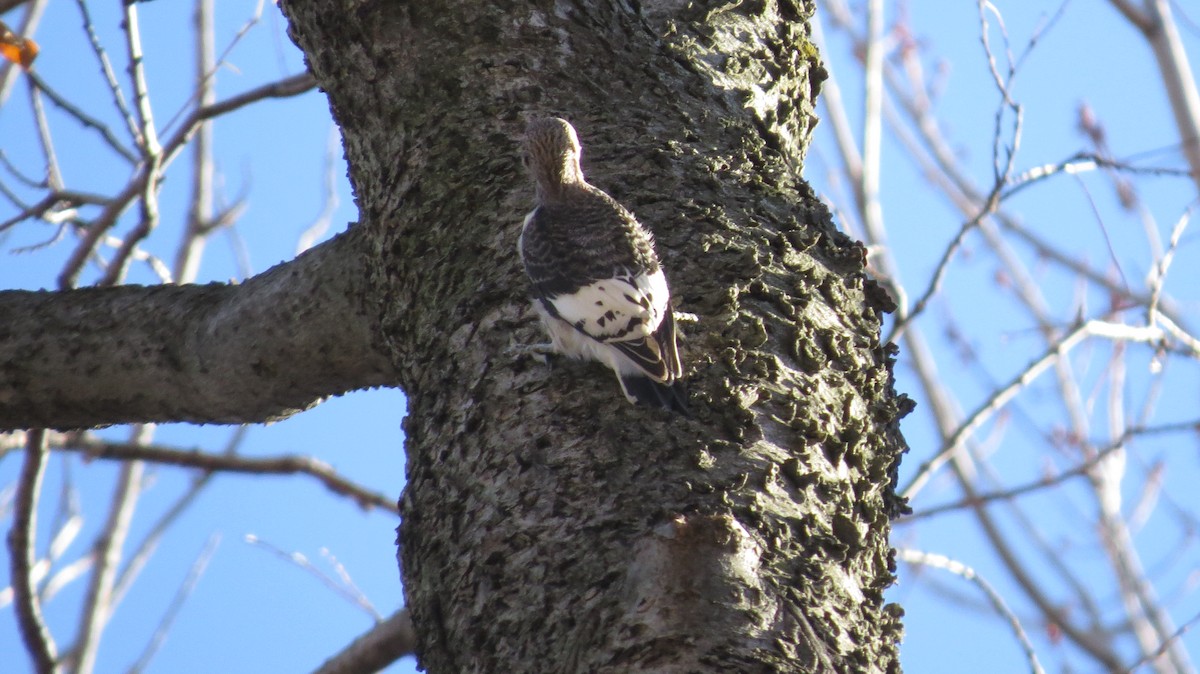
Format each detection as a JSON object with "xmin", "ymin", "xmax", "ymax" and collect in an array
[{"xmin": 518, "ymin": 117, "xmax": 687, "ymax": 413}]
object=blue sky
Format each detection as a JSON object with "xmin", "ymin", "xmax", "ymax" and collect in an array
[{"xmin": 2, "ymin": 1, "xmax": 1199, "ymax": 672}]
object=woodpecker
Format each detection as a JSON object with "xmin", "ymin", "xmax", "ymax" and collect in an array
[{"xmin": 518, "ymin": 117, "xmax": 687, "ymax": 413}]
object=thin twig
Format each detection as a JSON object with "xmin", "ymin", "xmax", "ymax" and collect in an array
[
  {"xmin": 902, "ymin": 319, "xmax": 1168, "ymax": 500},
  {"xmin": 887, "ymin": 183, "xmax": 1002, "ymax": 343},
  {"xmin": 23, "ymin": 71, "xmax": 137, "ymax": 164},
  {"xmin": 44, "ymin": 456, "xmax": 83, "ymax": 585},
  {"xmin": 28, "ymin": 80, "xmax": 62, "ymax": 191},
  {"xmin": 858, "ymin": 0, "xmax": 887, "ymax": 290},
  {"xmin": 1157, "ymin": 313, "xmax": 1200, "ymax": 357},
  {"xmin": 162, "ymin": 0, "xmax": 266, "ymax": 135},
  {"xmin": 1124, "ymin": 609, "xmax": 1200, "ymax": 674},
  {"xmin": 0, "ymin": 190, "xmax": 109, "ymax": 233},
  {"xmin": 244, "ymin": 536, "xmax": 383, "ymax": 619},
  {"xmin": 98, "ymin": 151, "xmax": 162, "ymax": 287},
  {"xmin": 1002, "ymin": 152, "xmax": 1193, "ymax": 203},
  {"xmin": 93, "ymin": 1, "xmax": 165, "ymax": 288},
  {"xmin": 74, "ymin": 0, "xmax": 140, "ymax": 144},
  {"xmin": 57, "ymin": 73, "xmax": 316, "ymax": 289},
  {"xmin": 174, "ymin": 0, "xmax": 217, "ymax": 284},
  {"xmin": 98, "ymin": 231, "xmax": 173, "ymax": 283},
  {"xmin": 320, "ymin": 548, "xmax": 380, "ymax": 619},
  {"xmin": 110, "ymin": 427, "xmax": 247, "ymax": 606},
  {"xmin": 42, "ymin": 555, "xmax": 93, "ymax": 606},
  {"xmin": 0, "ymin": 148, "xmax": 47, "ymax": 188},
  {"xmin": 903, "ymin": 420, "xmax": 1200, "ymax": 521},
  {"xmin": 128, "ymin": 534, "xmax": 220, "ymax": 674},
  {"xmin": 899, "ymin": 549, "xmax": 1046, "ymax": 674},
  {"xmin": 7, "ymin": 429, "xmax": 59, "ymax": 674},
  {"xmin": 1142, "ymin": 0, "xmax": 1200, "ymax": 197},
  {"xmin": 58, "ymin": 434, "xmax": 397, "ymax": 514},
  {"xmin": 1147, "ymin": 203, "xmax": 1195, "ymax": 328},
  {"xmin": 71, "ymin": 426, "xmax": 148, "ymax": 674},
  {"xmin": 123, "ymin": 1, "xmax": 161, "ymax": 158}
]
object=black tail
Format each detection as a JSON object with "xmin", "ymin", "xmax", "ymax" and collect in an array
[{"xmin": 620, "ymin": 374, "xmax": 689, "ymax": 415}]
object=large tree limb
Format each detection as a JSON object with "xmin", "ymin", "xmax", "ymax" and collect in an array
[{"xmin": 0, "ymin": 226, "xmax": 397, "ymax": 429}]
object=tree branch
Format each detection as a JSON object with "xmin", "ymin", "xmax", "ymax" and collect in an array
[
  {"xmin": 6, "ymin": 429, "xmax": 59, "ymax": 674},
  {"xmin": 311, "ymin": 609, "xmax": 415, "ymax": 674},
  {"xmin": 0, "ymin": 227, "xmax": 398, "ymax": 429},
  {"xmin": 72, "ymin": 426, "xmax": 146, "ymax": 674},
  {"xmin": 898, "ymin": 549, "xmax": 1045, "ymax": 674},
  {"xmin": 57, "ymin": 72, "xmax": 317, "ymax": 289},
  {"xmin": 128, "ymin": 534, "xmax": 220, "ymax": 674},
  {"xmin": 59, "ymin": 434, "xmax": 397, "ymax": 514},
  {"xmin": 902, "ymin": 319, "xmax": 1170, "ymax": 500}
]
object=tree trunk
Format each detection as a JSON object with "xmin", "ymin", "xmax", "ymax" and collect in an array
[
  {"xmin": 277, "ymin": 0, "xmax": 909, "ymax": 671},
  {"xmin": 0, "ymin": 0, "xmax": 910, "ymax": 670}
]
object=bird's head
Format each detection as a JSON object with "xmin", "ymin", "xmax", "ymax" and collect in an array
[{"xmin": 523, "ymin": 117, "xmax": 586, "ymax": 199}]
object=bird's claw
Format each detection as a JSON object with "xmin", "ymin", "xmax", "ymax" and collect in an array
[{"xmin": 507, "ymin": 342, "xmax": 555, "ymax": 359}]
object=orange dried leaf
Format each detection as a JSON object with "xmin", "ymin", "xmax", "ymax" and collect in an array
[{"xmin": 0, "ymin": 21, "xmax": 38, "ymax": 69}]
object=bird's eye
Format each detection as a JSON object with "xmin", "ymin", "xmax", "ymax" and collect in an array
[{"xmin": 521, "ymin": 154, "xmax": 530, "ymax": 168}]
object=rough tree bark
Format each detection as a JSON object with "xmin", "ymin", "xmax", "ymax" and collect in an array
[
  {"xmin": 1, "ymin": 0, "xmax": 911, "ymax": 671},
  {"xmin": 0, "ymin": 228, "xmax": 393, "ymax": 428},
  {"xmin": 278, "ymin": 0, "xmax": 909, "ymax": 671}
]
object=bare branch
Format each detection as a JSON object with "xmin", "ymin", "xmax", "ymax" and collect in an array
[
  {"xmin": 74, "ymin": 0, "xmax": 140, "ymax": 145},
  {"xmin": 28, "ymin": 80, "xmax": 61, "ymax": 191},
  {"xmin": 1110, "ymin": 0, "xmax": 1154, "ymax": 32},
  {"xmin": 71, "ymin": 426, "xmax": 147, "ymax": 674},
  {"xmin": 887, "ymin": 182, "xmax": 1002, "ymax": 343},
  {"xmin": 903, "ymin": 421, "xmax": 1200, "ymax": 521},
  {"xmin": 977, "ymin": 0, "xmax": 1024, "ymax": 186},
  {"xmin": 122, "ymin": 2, "xmax": 160, "ymax": 158},
  {"xmin": 898, "ymin": 549, "xmax": 1045, "ymax": 674},
  {"xmin": 1124, "ymin": 609, "xmax": 1200, "ymax": 674},
  {"xmin": 2, "ymin": 228, "xmax": 396, "ymax": 430},
  {"xmin": 161, "ymin": 0, "xmax": 267, "ymax": 136},
  {"xmin": 58, "ymin": 72, "xmax": 316, "ymax": 289},
  {"xmin": 1140, "ymin": 0, "xmax": 1200, "ymax": 196},
  {"xmin": 111, "ymin": 427, "xmax": 247, "ymax": 606},
  {"xmin": 58, "ymin": 434, "xmax": 397, "ymax": 514},
  {"xmin": 6, "ymin": 429, "xmax": 59, "ymax": 674},
  {"xmin": 174, "ymin": 0, "xmax": 217, "ymax": 284},
  {"xmin": 858, "ymin": 0, "xmax": 886, "ymax": 289},
  {"xmin": 190, "ymin": 72, "xmax": 317, "ymax": 126},
  {"xmin": 96, "ymin": 151, "xmax": 162, "ymax": 287},
  {"xmin": 245, "ymin": 536, "xmax": 383, "ymax": 619},
  {"xmin": 0, "ymin": 190, "xmax": 108, "ymax": 233},
  {"xmin": 127, "ymin": 534, "xmax": 220, "ymax": 674},
  {"xmin": 1147, "ymin": 204, "xmax": 1194, "ymax": 327},
  {"xmin": 311, "ymin": 609, "xmax": 416, "ymax": 674},
  {"xmin": 25, "ymin": 71, "xmax": 137, "ymax": 164},
  {"xmin": 902, "ymin": 319, "xmax": 1171, "ymax": 500}
]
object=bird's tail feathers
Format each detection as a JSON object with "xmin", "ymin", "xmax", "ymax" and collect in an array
[{"xmin": 619, "ymin": 374, "xmax": 689, "ymax": 415}]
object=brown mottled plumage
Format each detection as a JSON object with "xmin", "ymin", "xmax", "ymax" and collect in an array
[{"xmin": 518, "ymin": 118, "xmax": 686, "ymax": 412}]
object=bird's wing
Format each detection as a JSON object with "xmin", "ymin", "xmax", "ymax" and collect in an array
[{"xmin": 544, "ymin": 269, "xmax": 677, "ymax": 381}]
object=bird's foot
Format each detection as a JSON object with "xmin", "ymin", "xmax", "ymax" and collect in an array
[{"xmin": 507, "ymin": 342, "xmax": 556, "ymax": 360}]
